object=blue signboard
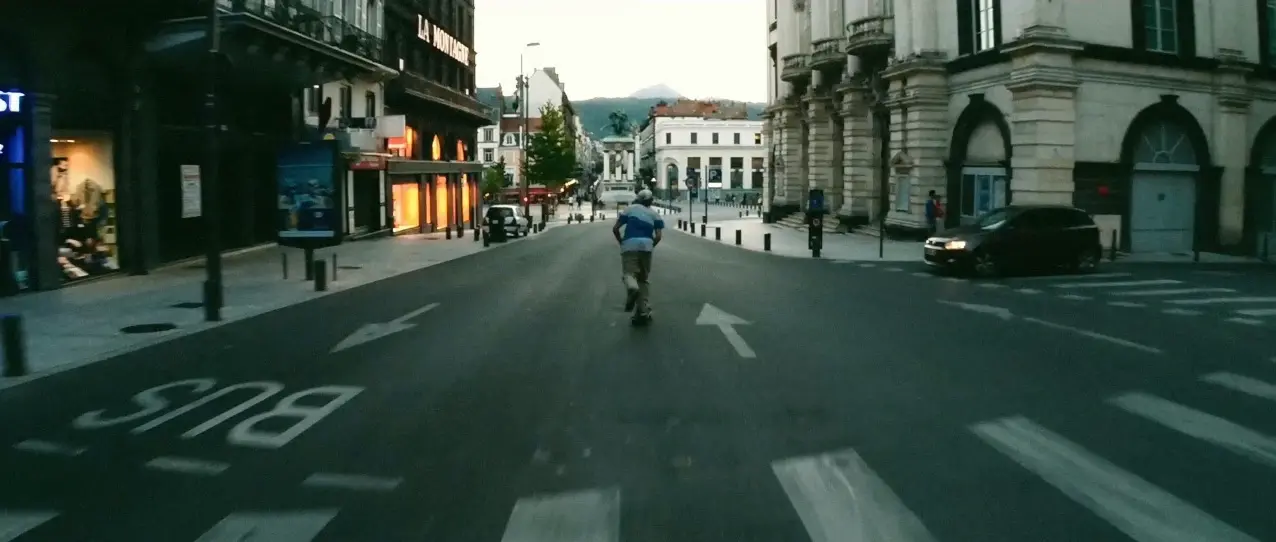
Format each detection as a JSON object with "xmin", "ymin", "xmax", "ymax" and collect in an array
[
  {"xmin": 0, "ymin": 91, "xmax": 23, "ymax": 114},
  {"xmin": 808, "ymin": 188, "xmax": 825, "ymax": 212},
  {"xmin": 277, "ymin": 141, "xmax": 341, "ymax": 247}
]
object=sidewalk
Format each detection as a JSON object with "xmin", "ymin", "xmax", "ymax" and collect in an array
[
  {"xmin": 671, "ymin": 216, "xmax": 922, "ymax": 262},
  {"xmin": 0, "ymin": 212, "xmax": 574, "ymax": 390}
]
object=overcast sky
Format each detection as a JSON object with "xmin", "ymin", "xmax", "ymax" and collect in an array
[{"xmin": 474, "ymin": 0, "xmax": 767, "ymax": 102}]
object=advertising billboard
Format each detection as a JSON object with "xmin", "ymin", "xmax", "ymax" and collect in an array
[{"xmin": 277, "ymin": 141, "xmax": 341, "ymax": 248}]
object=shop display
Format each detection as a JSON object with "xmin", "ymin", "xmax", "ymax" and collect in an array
[
  {"xmin": 51, "ymin": 134, "xmax": 119, "ymax": 282},
  {"xmin": 392, "ymin": 182, "xmax": 420, "ymax": 232}
]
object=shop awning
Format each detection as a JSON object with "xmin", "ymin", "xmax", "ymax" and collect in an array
[{"xmin": 388, "ymin": 160, "xmax": 485, "ymax": 175}]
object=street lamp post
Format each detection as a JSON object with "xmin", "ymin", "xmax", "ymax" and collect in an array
[
  {"xmin": 520, "ymin": 41, "xmax": 540, "ymax": 219},
  {"xmin": 202, "ymin": 0, "xmax": 223, "ymax": 322}
]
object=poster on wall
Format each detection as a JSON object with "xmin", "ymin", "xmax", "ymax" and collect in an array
[
  {"xmin": 50, "ymin": 134, "xmax": 119, "ymax": 283},
  {"xmin": 276, "ymin": 141, "xmax": 341, "ymax": 248},
  {"xmin": 180, "ymin": 165, "xmax": 201, "ymax": 218}
]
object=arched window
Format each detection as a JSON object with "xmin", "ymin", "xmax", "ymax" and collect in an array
[{"xmin": 1133, "ymin": 120, "xmax": 1197, "ymax": 166}]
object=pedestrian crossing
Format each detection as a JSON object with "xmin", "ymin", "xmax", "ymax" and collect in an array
[{"xmin": 6, "ymin": 372, "xmax": 1274, "ymax": 541}]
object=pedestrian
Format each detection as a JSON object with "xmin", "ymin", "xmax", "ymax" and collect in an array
[
  {"xmin": 611, "ymin": 188, "xmax": 663, "ymax": 324},
  {"xmin": 925, "ymin": 190, "xmax": 945, "ymax": 234}
]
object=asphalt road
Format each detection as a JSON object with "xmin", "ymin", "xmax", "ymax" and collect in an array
[{"xmin": 1, "ymin": 220, "xmax": 1275, "ymax": 541}]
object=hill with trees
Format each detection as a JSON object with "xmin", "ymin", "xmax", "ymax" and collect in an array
[{"xmin": 573, "ymin": 97, "xmax": 766, "ymax": 139}]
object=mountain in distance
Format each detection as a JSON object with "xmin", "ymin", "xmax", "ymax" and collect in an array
[
  {"xmin": 629, "ymin": 84, "xmax": 683, "ymax": 99},
  {"xmin": 574, "ymin": 87, "xmax": 766, "ymax": 139}
]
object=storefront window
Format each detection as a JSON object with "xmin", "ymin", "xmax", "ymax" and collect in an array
[
  {"xmin": 461, "ymin": 174, "xmax": 470, "ymax": 224},
  {"xmin": 392, "ymin": 182, "xmax": 419, "ymax": 232},
  {"xmin": 1, "ymin": 118, "xmax": 28, "ymax": 291},
  {"xmin": 51, "ymin": 133, "xmax": 119, "ymax": 282},
  {"xmin": 434, "ymin": 175, "xmax": 448, "ymax": 227}
]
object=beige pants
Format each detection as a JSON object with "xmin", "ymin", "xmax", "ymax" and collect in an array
[{"xmin": 621, "ymin": 251, "xmax": 653, "ymax": 313}]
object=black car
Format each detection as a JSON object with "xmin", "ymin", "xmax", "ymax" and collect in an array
[{"xmin": 923, "ymin": 205, "xmax": 1102, "ymax": 277}]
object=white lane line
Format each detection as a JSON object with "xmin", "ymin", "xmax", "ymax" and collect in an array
[
  {"xmin": 885, "ymin": 267, "xmax": 904, "ymax": 272},
  {"xmin": 1113, "ymin": 287, "xmax": 1235, "ymax": 297},
  {"xmin": 500, "ymin": 488, "xmax": 621, "ymax": 542},
  {"xmin": 1058, "ymin": 294, "xmax": 1092, "ymax": 300},
  {"xmin": 1168, "ymin": 296, "xmax": 1276, "ymax": 305},
  {"xmin": 859, "ymin": 263, "xmax": 877, "ymax": 268},
  {"xmin": 1162, "ymin": 308, "xmax": 1203, "ymax": 316},
  {"xmin": 302, "ymin": 473, "xmax": 403, "ymax": 492},
  {"xmin": 911, "ymin": 272, "xmax": 931, "ymax": 277},
  {"xmin": 971, "ymin": 416, "xmax": 1258, "ymax": 542},
  {"xmin": 1108, "ymin": 301, "xmax": 1146, "ymax": 308},
  {"xmin": 11, "ymin": 439, "xmax": 84, "ymax": 457},
  {"xmin": 1014, "ymin": 272, "xmax": 1132, "ymax": 281},
  {"xmin": 1022, "ymin": 317, "xmax": 1162, "ymax": 354},
  {"xmin": 1016, "ymin": 288, "xmax": 1042, "ymax": 294},
  {"xmin": 1235, "ymin": 308, "xmax": 1276, "ymax": 317},
  {"xmin": 1110, "ymin": 392, "xmax": 1276, "ymax": 469},
  {"xmin": 942, "ymin": 277, "xmax": 965, "ymax": 283},
  {"xmin": 145, "ymin": 456, "xmax": 229, "ymax": 476},
  {"xmin": 1202, "ymin": 372, "xmax": 1276, "ymax": 401},
  {"xmin": 979, "ymin": 283, "xmax": 1006, "ymax": 289},
  {"xmin": 1227, "ymin": 317, "xmax": 1264, "ymax": 326},
  {"xmin": 1052, "ymin": 279, "xmax": 1182, "ymax": 289},
  {"xmin": 0, "ymin": 510, "xmax": 59, "ymax": 542},
  {"xmin": 772, "ymin": 449, "xmax": 937, "ymax": 542}
]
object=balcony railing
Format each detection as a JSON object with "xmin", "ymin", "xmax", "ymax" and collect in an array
[
  {"xmin": 844, "ymin": 15, "xmax": 894, "ymax": 58},
  {"xmin": 393, "ymin": 70, "xmax": 491, "ymax": 119},
  {"xmin": 780, "ymin": 53, "xmax": 810, "ymax": 82},
  {"xmin": 809, "ymin": 38, "xmax": 845, "ymax": 70},
  {"xmin": 217, "ymin": 0, "xmax": 383, "ymax": 61}
]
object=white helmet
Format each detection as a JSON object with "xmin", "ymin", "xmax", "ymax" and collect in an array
[{"xmin": 637, "ymin": 189, "xmax": 654, "ymax": 202}]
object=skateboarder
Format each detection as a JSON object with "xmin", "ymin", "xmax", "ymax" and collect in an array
[{"xmin": 611, "ymin": 189, "xmax": 663, "ymax": 323}]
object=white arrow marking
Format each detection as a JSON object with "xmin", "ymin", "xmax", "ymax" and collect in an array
[
  {"xmin": 937, "ymin": 300, "xmax": 1014, "ymax": 320},
  {"xmin": 696, "ymin": 303, "xmax": 755, "ymax": 358},
  {"xmin": 0, "ymin": 511, "xmax": 58, "ymax": 542},
  {"xmin": 194, "ymin": 510, "xmax": 339, "ymax": 542},
  {"xmin": 331, "ymin": 302, "xmax": 439, "ymax": 353}
]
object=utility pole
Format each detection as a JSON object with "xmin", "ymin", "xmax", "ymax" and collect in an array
[
  {"xmin": 519, "ymin": 42, "xmax": 540, "ymax": 219},
  {"xmin": 203, "ymin": 0, "xmax": 223, "ymax": 321}
]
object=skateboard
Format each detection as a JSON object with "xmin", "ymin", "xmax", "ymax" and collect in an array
[{"xmin": 630, "ymin": 311, "xmax": 653, "ymax": 327}]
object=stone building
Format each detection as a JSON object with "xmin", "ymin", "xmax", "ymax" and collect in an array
[{"xmin": 765, "ymin": 0, "xmax": 1276, "ymax": 255}]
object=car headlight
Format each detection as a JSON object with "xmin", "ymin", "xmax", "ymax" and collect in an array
[{"xmin": 944, "ymin": 240, "xmax": 967, "ymax": 250}]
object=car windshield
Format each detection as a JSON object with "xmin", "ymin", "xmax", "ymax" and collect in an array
[
  {"xmin": 488, "ymin": 208, "xmax": 514, "ymax": 218},
  {"xmin": 976, "ymin": 208, "xmax": 1013, "ymax": 230}
]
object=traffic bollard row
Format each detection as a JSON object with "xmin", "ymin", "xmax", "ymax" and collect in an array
[
  {"xmin": 715, "ymin": 227, "xmax": 721, "ymax": 241},
  {"xmin": 313, "ymin": 261, "xmax": 328, "ymax": 292},
  {"xmin": 445, "ymin": 226, "xmax": 452, "ymax": 239},
  {"xmin": 700, "ymin": 224, "xmax": 706, "ymax": 237}
]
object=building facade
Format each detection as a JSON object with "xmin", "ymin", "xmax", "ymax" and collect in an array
[
  {"xmin": 642, "ymin": 117, "xmax": 766, "ymax": 202},
  {"xmin": 0, "ymin": 0, "xmax": 395, "ymax": 295},
  {"xmin": 476, "ymin": 86, "xmax": 504, "ymax": 169},
  {"xmin": 767, "ymin": 0, "xmax": 1276, "ymax": 256},
  {"xmin": 382, "ymin": 0, "xmax": 489, "ymax": 235},
  {"xmin": 503, "ymin": 67, "xmax": 580, "ymax": 191}
]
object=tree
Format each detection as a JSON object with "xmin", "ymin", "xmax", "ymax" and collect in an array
[
  {"xmin": 607, "ymin": 110, "xmax": 631, "ymax": 136},
  {"xmin": 481, "ymin": 158, "xmax": 506, "ymax": 199},
  {"xmin": 523, "ymin": 104, "xmax": 577, "ymax": 187}
]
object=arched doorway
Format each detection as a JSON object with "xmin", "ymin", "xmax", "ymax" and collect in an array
[
  {"xmin": 1128, "ymin": 120, "xmax": 1199, "ymax": 253},
  {"xmin": 947, "ymin": 95, "xmax": 1011, "ymax": 227},
  {"xmin": 663, "ymin": 161, "xmax": 679, "ymax": 199},
  {"xmin": 1248, "ymin": 120, "xmax": 1276, "ymax": 256}
]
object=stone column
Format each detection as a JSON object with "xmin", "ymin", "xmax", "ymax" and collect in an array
[
  {"xmin": 603, "ymin": 151, "xmax": 611, "ymax": 181},
  {"xmin": 883, "ymin": 57, "xmax": 949, "ymax": 229},
  {"xmin": 1214, "ymin": 54, "xmax": 1252, "ymax": 246},
  {"xmin": 1004, "ymin": 24, "xmax": 1082, "ymax": 206},
  {"xmin": 837, "ymin": 81, "xmax": 872, "ymax": 223},
  {"xmin": 775, "ymin": 101, "xmax": 805, "ymax": 209},
  {"xmin": 804, "ymin": 91, "xmax": 837, "ymax": 204}
]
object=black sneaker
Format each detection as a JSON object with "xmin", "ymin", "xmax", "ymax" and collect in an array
[{"xmin": 624, "ymin": 288, "xmax": 639, "ymax": 312}]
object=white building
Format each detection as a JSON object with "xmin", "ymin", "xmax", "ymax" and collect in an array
[
  {"xmin": 301, "ymin": 0, "xmax": 386, "ymax": 142},
  {"xmin": 766, "ymin": 0, "xmax": 1276, "ymax": 256},
  {"xmin": 641, "ymin": 115, "xmax": 766, "ymax": 202},
  {"xmin": 500, "ymin": 67, "xmax": 580, "ymax": 189},
  {"xmin": 475, "ymin": 86, "xmax": 505, "ymax": 167}
]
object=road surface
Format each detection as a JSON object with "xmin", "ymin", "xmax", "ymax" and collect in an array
[{"xmin": 1, "ymin": 220, "xmax": 1274, "ymax": 541}]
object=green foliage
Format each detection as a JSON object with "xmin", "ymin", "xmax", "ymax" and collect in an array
[
  {"xmin": 481, "ymin": 158, "xmax": 506, "ymax": 197},
  {"xmin": 523, "ymin": 104, "xmax": 577, "ymax": 187},
  {"xmin": 572, "ymin": 98, "xmax": 767, "ymax": 139}
]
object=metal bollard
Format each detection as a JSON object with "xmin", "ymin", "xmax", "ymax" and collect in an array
[
  {"xmin": 590, "ymin": 214, "xmax": 595, "ymax": 222},
  {"xmin": 739, "ymin": 211, "xmax": 742, "ymax": 218},
  {"xmin": 445, "ymin": 225, "xmax": 452, "ymax": 239},
  {"xmin": 483, "ymin": 231, "xmax": 490, "ymax": 247},
  {"xmin": 715, "ymin": 227, "xmax": 721, "ymax": 241},
  {"xmin": 764, "ymin": 233, "xmax": 772, "ymax": 251},
  {"xmin": 735, "ymin": 229, "xmax": 742, "ymax": 246},
  {"xmin": 745, "ymin": 210, "xmax": 749, "ymax": 217},
  {"xmin": 1109, "ymin": 229, "xmax": 1118, "ymax": 262},
  {"xmin": 331, "ymin": 254, "xmax": 338, "ymax": 281},
  {"xmin": 2, "ymin": 314, "xmax": 28, "ymax": 377},
  {"xmin": 474, "ymin": 227, "xmax": 480, "ymax": 240},
  {"xmin": 281, "ymin": 252, "xmax": 288, "ymax": 280},
  {"xmin": 304, "ymin": 248, "xmax": 315, "ymax": 280},
  {"xmin": 700, "ymin": 224, "xmax": 706, "ymax": 237},
  {"xmin": 702, "ymin": 215, "xmax": 707, "ymax": 224},
  {"xmin": 567, "ymin": 215, "xmax": 573, "ymax": 224},
  {"xmin": 313, "ymin": 260, "xmax": 328, "ymax": 291}
]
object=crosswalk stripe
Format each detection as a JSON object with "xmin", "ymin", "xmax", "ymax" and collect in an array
[
  {"xmin": 500, "ymin": 488, "xmax": 620, "ymax": 542},
  {"xmin": 1234, "ymin": 308, "xmax": 1276, "ymax": 317},
  {"xmin": 1108, "ymin": 301, "xmax": 1146, "ymax": 308},
  {"xmin": 1110, "ymin": 392, "xmax": 1276, "ymax": 469},
  {"xmin": 1112, "ymin": 288, "xmax": 1236, "ymax": 297},
  {"xmin": 1162, "ymin": 308, "xmax": 1203, "ymax": 316},
  {"xmin": 772, "ymin": 449, "xmax": 937, "ymax": 542},
  {"xmin": 0, "ymin": 510, "xmax": 58, "ymax": 542},
  {"xmin": 1202, "ymin": 372, "xmax": 1276, "ymax": 401},
  {"xmin": 194, "ymin": 510, "xmax": 339, "ymax": 542},
  {"xmin": 1227, "ymin": 317, "xmax": 1264, "ymax": 326},
  {"xmin": 1058, "ymin": 294, "xmax": 1091, "ymax": 300},
  {"xmin": 1014, "ymin": 272, "xmax": 1131, "ymax": 281},
  {"xmin": 1167, "ymin": 296, "xmax": 1276, "ymax": 305},
  {"xmin": 971, "ymin": 416, "xmax": 1258, "ymax": 542},
  {"xmin": 1051, "ymin": 279, "xmax": 1181, "ymax": 289}
]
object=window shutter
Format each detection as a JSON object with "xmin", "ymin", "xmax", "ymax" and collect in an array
[
  {"xmin": 957, "ymin": 0, "xmax": 974, "ymax": 55},
  {"xmin": 1176, "ymin": 0, "xmax": 1196, "ymax": 57},
  {"xmin": 1130, "ymin": 0, "xmax": 1147, "ymax": 50}
]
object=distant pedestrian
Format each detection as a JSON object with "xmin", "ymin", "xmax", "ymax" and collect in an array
[{"xmin": 925, "ymin": 190, "xmax": 945, "ymax": 234}]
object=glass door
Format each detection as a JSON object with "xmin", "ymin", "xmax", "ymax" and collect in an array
[{"xmin": 960, "ymin": 167, "xmax": 1007, "ymax": 223}]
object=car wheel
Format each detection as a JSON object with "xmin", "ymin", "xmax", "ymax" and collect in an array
[
  {"xmin": 1073, "ymin": 248, "xmax": 1100, "ymax": 273},
  {"xmin": 972, "ymin": 250, "xmax": 999, "ymax": 278}
]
